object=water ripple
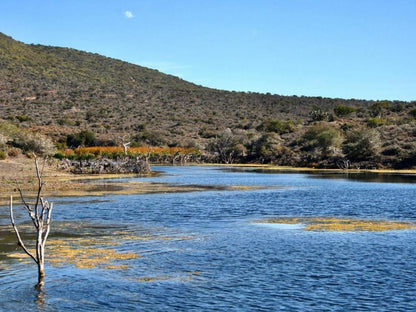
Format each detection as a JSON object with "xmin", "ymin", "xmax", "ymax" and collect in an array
[{"xmin": 1, "ymin": 167, "xmax": 416, "ymax": 311}]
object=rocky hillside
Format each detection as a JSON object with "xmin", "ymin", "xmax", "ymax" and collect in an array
[{"xmin": 1, "ymin": 32, "xmax": 415, "ymax": 168}]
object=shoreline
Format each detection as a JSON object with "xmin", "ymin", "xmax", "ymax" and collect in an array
[
  {"xmin": 172, "ymin": 163, "xmax": 416, "ymax": 174},
  {"xmin": 1, "ymin": 158, "xmax": 415, "ymax": 202}
]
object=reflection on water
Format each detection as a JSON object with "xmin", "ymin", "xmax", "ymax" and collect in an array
[
  {"xmin": 1, "ymin": 166, "xmax": 416, "ymax": 311},
  {"xmin": 310, "ymin": 172, "xmax": 416, "ymax": 184},
  {"xmin": 225, "ymin": 167, "xmax": 416, "ymax": 184},
  {"xmin": 34, "ymin": 288, "xmax": 46, "ymax": 311}
]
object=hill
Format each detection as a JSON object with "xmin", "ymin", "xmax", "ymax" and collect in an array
[{"xmin": 1, "ymin": 32, "xmax": 415, "ymax": 168}]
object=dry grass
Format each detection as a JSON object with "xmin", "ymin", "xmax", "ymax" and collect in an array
[{"xmin": 255, "ymin": 217, "xmax": 416, "ymax": 232}]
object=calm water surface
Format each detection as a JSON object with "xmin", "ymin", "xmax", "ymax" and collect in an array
[{"xmin": 1, "ymin": 166, "xmax": 416, "ymax": 311}]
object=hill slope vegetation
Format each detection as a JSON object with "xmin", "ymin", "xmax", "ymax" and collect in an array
[{"xmin": 0, "ymin": 32, "xmax": 415, "ymax": 168}]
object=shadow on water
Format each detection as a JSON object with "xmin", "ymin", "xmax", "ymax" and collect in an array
[
  {"xmin": 308, "ymin": 172, "xmax": 416, "ymax": 183},
  {"xmin": 222, "ymin": 167, "xmax": 416, "ymax": 184}
]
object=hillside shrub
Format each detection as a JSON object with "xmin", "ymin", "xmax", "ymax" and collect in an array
[
  {"xmin": 0, "ymin": 134, "xmax": 7, "ymax": 146},
  {"xmin": 302, "ymin": 124, "xmax": 341, "ymax": 157},
  {"xmin": 0, "ymin": 151, "xmax": 6, "ymax": 160},
  {"xmin": 334, "ymin": 105, "xmax": 356, "ymax": 117},
  {"xmin": 13, "ymin": 132, "xmax": 56, "ymax": 155},
  {"xmin": 7, "ymin": 148, "xmax": 19, "ymax": 157},
  {"xmin": 367, "ymin": 117, "xmax": 386, "ymax": 128},
  {"xmin": 309, "ymin": 108, "xmax": 329, "ymax": 122},
  {"xmin": 66, "ymin": 130, "xmax": 97, "ymax": 148},
  {"xmin": 257, "ymin": 119, "xmax": 295, "ymax": 134},
  {"xmin": 382, "ymin": 146, "xmax": 401, "ymax": 156},
  {"xmin": 369, "ymin": 101, "xmax": 390, "ymax": 117},
  {"xmin": 342, "ymin": 129, "xmax": 381, "ymax": 161},
  {"xmin": 15, "ymin": 115, "xmax": 30, "ymax": 122}
]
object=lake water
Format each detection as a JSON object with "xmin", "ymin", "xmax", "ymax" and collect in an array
[{"xmin": 1, "ymin": 166, "xmax": 416, "ymax": 311}]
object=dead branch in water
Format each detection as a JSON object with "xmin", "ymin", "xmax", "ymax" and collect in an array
[{"xmin": 9, "ymin": 154, "xmax": 53, "ymax": 289}]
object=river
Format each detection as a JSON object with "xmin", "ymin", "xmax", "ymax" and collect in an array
[{"xmin": 1, "ymin": 166, "xmax": 416, "ymax": 311}]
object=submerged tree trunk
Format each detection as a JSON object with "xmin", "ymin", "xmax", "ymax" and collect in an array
[
  {"xmin": 9, "ymin": 155, "xmax": 53, "ymax": 289},
  {"xmin": 37, "ymin": 262, "xmax": 45, "ymax": 288}
]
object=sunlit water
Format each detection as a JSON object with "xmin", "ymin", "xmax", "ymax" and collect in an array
[{"xmin": 1, "ymin": 166, "xmax": 416, "ymax": 311}]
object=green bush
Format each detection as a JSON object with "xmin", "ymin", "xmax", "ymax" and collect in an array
[
  {"xmin": 53, "ymin": 152, "xmax": 65, "ymax": 160},
  {"xmin": 303, "ymin": 124, "xmax": 341, "ymax": 157},
  {"xmin": 66, "ymin": 130, "xmax": 97, "ymax": 148},
  {"xmin": 0, "ymin": 151, "xmax": 6, "ymax": 160},
  {"xmin": 15, "ymin": 115, "xmax": 30, "ymax": 122},
  {"xmin": 369, "ymin": 101, "xmax": 390, "ymax": 117},
  {"xmin": 257, "ymin": 120, "xmax": 294, "ymax": 134},
  {"xmin": 76, "ymin": 152, "xmax": 95, "ymax": 160},
  {"xmin": 342, "ymin": 129, "xmax": 381, "ymax": 161},
  {"xmin": 367, "ymin": 117, "xmax": 386, "ymax": 128},
  {"xmin": 334, "ymin": 105, "xmax": 356, "ymax": 117}
]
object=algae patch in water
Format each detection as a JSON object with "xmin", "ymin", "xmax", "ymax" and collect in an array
[
  {"xmin": 5, "ymin": 223, "xmax": 194, "ymax": 270},
  {"xmin": 255, "ymin": 217, "xmax": 416, "ymax": 232},
  {"xmin": 33, "ymin": 238, "xmax": 140, "ymax": 270}
]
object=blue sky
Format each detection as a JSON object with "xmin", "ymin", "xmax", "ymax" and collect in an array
[{"xmin": 0, "ymin": 0, "xmax": 415, "ymax": 101}]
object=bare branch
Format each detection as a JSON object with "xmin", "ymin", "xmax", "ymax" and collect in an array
[
  {"xmin": 39, "ymin": 197, "xmax": 47, "ymax": 221},
  {"xmin": 9, "ymin": 196, "xmax": 37, "ymax": 263},
  {"xmin": 42, "ymin": 203, "xmax": 53, "ymax": 250},
  {"xmin": 33, "ymin": 154, "xmax": 43, "ymax": 214},
  {"xmin": 15, "ymin": 180, "xmax": 32, "ymax": 213}
]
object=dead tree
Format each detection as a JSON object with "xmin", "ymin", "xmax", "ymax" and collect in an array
[
  {"xmin": 337, "ymin": 158, "xmax": 351, "ymax": 171},
  {"xmin": 120, "ymin": 135, "xmax": 131, "ymax": 156},
  {"xmin": 9, "ymin": 155, "xmax": 53, "ymax": 289}
]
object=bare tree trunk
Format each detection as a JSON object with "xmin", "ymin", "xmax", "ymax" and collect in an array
[
  {"xmin": 120, "ymin": 135, "xmax": 131, "ymax": 155},
  {"xmin": 9, "ymin": 154, "xmax": 53, "ymax": 289}
]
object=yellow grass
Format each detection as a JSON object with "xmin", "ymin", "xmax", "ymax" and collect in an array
[{"xmin": 255, "ymin": 217, "xmax": 416, "ymax": 232}]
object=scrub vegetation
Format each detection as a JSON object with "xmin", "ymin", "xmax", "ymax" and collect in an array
[{"xmin": 1, "ymin": 32, "xmax": 415, "ymax": 169}]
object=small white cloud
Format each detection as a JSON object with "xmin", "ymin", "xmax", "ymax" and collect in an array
[{"xmin": 124, "ymin": 11, "xmax": 134, "ymax": 19}]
